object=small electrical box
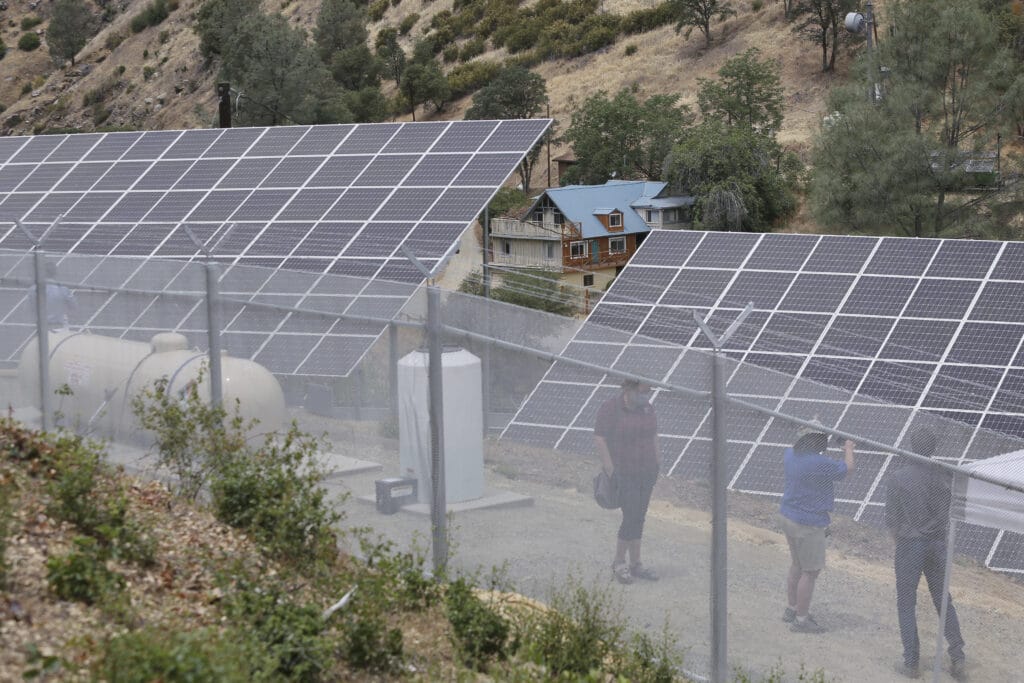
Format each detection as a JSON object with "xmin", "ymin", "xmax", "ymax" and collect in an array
[{"xmin": 374, "ymin": 477, "xmax": 418, "ymax": 514}]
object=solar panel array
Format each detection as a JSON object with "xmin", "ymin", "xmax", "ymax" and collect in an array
[
  {"xmin": 0, "ymin": 120, "xmax": 551, "ymax": 375},
  {"xmin": 503, "ymin": 230, "xmax": 1024, "ymax": 571}
]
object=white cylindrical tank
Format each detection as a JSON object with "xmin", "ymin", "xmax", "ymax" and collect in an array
[
  {"xmin": 397, "ymin": 347, "xmax": 484, "ymax": 504},
  {"xmin": 17, "ymin": 330, "xmax": 286, "ymax": 439}
]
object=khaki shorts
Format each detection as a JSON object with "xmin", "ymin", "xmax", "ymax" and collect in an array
[{"xmin": 780, "ymin": 514, "xmax": 827, "ymax": 572}]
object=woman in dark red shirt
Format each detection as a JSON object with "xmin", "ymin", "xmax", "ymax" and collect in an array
[{"xmin": 594, "ymin": 378, "xmax": 660, "ymax": 585}]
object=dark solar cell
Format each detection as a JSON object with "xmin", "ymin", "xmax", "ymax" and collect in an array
[
  {"xmin": 818, "ymin": 315, "xmax": 893, "ymax": 358},
  {"xmin": 925, "ymin": 365, "xmax": 1004, "ymax": 411},
  {"xmin": 860, "ymin": 361, "xmax": 934, "ymax": 405},
  {"xmin": 0, "ymin": 166, "xmax": 26, "ymax": 191},
  {"xmin": 189, "ymin": 190, "xmax": 252, "ymax": 221},
  {"xmin": 75, "ymin": 223, "xmax": 129, "ymax": 253},
  {"xmin": 25, "ymin": 193, "xmax": 83, "ymax": 222},
  {"xmin": 374, "ymin": 187, "xmax": 439, "ymax": 221},
  {"xmin": 405, "ymin": 154, "xmax": 471, "ymax": 186},
  {"xmin": 324, "ymin": 187, "xmax": 391, "ymax": 221},
  {"xmin": 880, "ymin": 319, "xmax": 958, "ymax": 362},
  {"xmin": 84, "ymin": 132, "xmax": 143, "ymax": 160},
  {"xmin": 343, "ymin": 224, "xmax": 409, "ymax": 257},
  {"xmin": 117, "ymin": 223, "xmax": 169, "ymax": 256},
  {"xmin": 149, "ymin": 191, "xmax": 207, "ymax": 221},
  {"xmin": 293, "ymin": 222, "xmax": 360, "ymax": 256},
  {"xmin": 638, "ymin": 306, "xmax": 702, "ymax": 346},
  {"xmin": 926, "ymin": 240, "xmax": 1001, "ymax": 279},
  {"xmin": 280, "ymin": 257, "xmax": 330, "ymax": 273},
  {"xmin": 746, "ymin": 234, "xmax": 817, "ymax": 270},
  {"xmin": 135, "ymin": 160, "xmax": 193, "ymax": 190},
  {"xmin": 991, "ymin": 369, "xmax": 1024, "ymax": 413},
  {"xmin": 18, "ymin": 164, "xmax": 73, "ymax": 192},
  {"xmin": 10, "ymin": 135, "xmax": 64, "ymax": 163},
  {"xmin": 376, "ymin": 259, "xmax": 432, "ymax": 283},
  {"xmin": 203, "ymin": 128, "xmax": 263, "ymax": 157},
  {"xmin": 329, "ymin": 258, "xmax": 383, "ymax": 278},
  {"xmin": 94, "ymin": 162, "xmax": 154, "ymax": 191},
  {"xmin": 841, "ymin": 276, "xmax": 914, "ymax": 316},
  {"xmin": 298, "ymin": 335, "xmax": 378, "ymax": 376},
  {"xmin": 991, "ymin": 241, "xmax": 1024, "ymax": 280},
  {"xmin": 779, "ymin": 273, "xmax": 855, "ymax": 312},
  {"xmin": 805, "ymin": 235, "xmax": 878, "ymax": 273},
  {"xmin": 802, "ymin": 357, "xmax": 872, "ymax": 393},
  {"xmin": 382, "ymin": 121, "xmax": 449, "ymax": 153},
  {"xmin": 52, "ymin": 162, "xmax": 113, "ymax": 191},
  {"xmin": 261, "ymin": 158, "xmax": 325, "ymax": 187},
  {"xmin": 107, "ymin": 192, "xmax": 163, "ymax": 221},
  {"xmin": 336, "ymin": 123, "xmax": 400, "ymax": 153},
  {"xmin": 40, "ymin": 223, "xmax": 85, "ymax": 252},
  {"xmin": 63, "ymin": 192, "xmax": 120, "ymax": 221},
  {"xmin": 175, "ymin": 158, "xmax": 234, "ymax": 189},
  {"xmin": 425, "ymin": 187, "xmax": 494, "ymax": 221},
  {"xmin": 702, "ymin": 309, "xmax": 771, "ymax": 351},
  {"xmin": 688, "ymin": 232, "xmax": 759, "ymax": 268},
  {"xmin": 231, "ymin": 189, "xmax": 296, "ymax": 221},
  {"xmin": 403, "ymin": 223, "xmax": 464, "ymax": 258},
  {"xmin": 123, "ymin": 131, "xmax": 181, "ymax": 159},
  {"xmin": 164, "ymin": 129, "xmax": 222, "ymax": 159},
  {"xmin": 254, "ymin": 334, "xmax": 322, "ymax": 374},
  {"xmin": 432, "ymin": 120, "xmax": 496, "ymax": 152},
  {"xmin": 722, "ymin": 270, "xmax": 795, "ymax": 309},
  {"xmin": 757, "ymin": 313, "xmax": 830, "ymax": 354},
  {"xmin": 245, "ymin": 126, "xmax": 307, "ymax": 156},
  {"xmin": 865, "ymin": 237, "xmax": 938, "ymax": 276},
  {"xmin": 661, "ymin": 267, "xmax": 735, "ymax": 307},
  {"xmin": 218, "ymin": 158, "xmax": 279, "ymax": 188},
  {"xmin": 454, "ymin": 153, "xmax": 523, "ymax": 185},
  {"xmin": 247, "ymin": 223, "xmax": 308, "ymax": 256},
  {"xmin": 0, "ymin": 193, "xmax": 44, "ymax": 221},
  {"xmin": 290, "ymin": 124, "xmax": 354, "ymax": 155},
  {"xmin": 626, "ymin": 228, "xmax": 703, "ymax": 266},
  {"xmin": 354, "ymin": 155, "xmax": 419, "ymax": 185},
  {"xmin": 587, "ymin": 303, "xmax": 651, "ymax": 335},
  {"xmin": 208, "ymin": 222, "xmax": 265, "ymax": 255},
  {"xmin": 515, "ymin": 382, "xmax": 592, "ymax": 425},
  {"xmin": 308, "ymin": 155, "xmax": 372, "ymax": 187},
  {"xmin": 948, "ymin": 323, "xmax": 1023, "ymax": 366},
  {"xmin": 971, "ymin": 281, "xmax": 1024, "ymax": 323},
  {"xmin": 0, "ymin": 137, "xmax": 28, "ymax": 163},
  {"xmin": 904, "ymin": 279, "xmax": 979, "ymax": 319},
  {"xmin": 482, "ymin": 119, "xmax": 550, "ymax": 152},
  {"xmin": 603, "ymin": 266, "xmax": 678, "ymax": 304},
  {"xmin": 48, "ymin": 133, "xmax": 104, "ymax": 161}
]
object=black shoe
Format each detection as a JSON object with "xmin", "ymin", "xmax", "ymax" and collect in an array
[
  {"xmin": 894, "ymin": 661, "xmax": 920, "ymax": 679},
  {"xmin": 789, "ymin": 615, "xmax": 826, "ymax": 633},
  {"xmin": 782, "ymin": 607, "xmax": 796, "ymax": 623},
  {"xmin": 629, "ymin": 563, "xmax": 659, "ymax": 581}
]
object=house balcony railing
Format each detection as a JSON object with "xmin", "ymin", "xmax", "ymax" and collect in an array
[
  {"xmin": 489, "ymin": 252, "xmax": 563, "ymax": 271},
  {"xmin": 490, "ymin": 217, "xmax": 582, "ymax": 240},
  {"xmin": 564, "ymin": 251, "xmax": 631, "ymax": 271}
]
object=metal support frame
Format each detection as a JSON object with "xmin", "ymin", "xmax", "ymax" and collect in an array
[
  {"xmin": 693, "ymin": 303, "xmax": 754, "ymax": 683},
  {"xmin": 482, "ymin": 207, "xmax": 492, "ymax": 434},
  {"xmin": 388, "ymin": 322, "xmax": 399, "ymax": 420},
  {"xmin": 15, "ymin": 219, "xmax": 56, "ymax": 431},
  {"xmin": 184, "ymin": 226, "xmax": 223, "ymax": 408}
]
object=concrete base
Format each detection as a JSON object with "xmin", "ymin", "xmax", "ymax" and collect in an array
[
  {"xmin": 358, "ymin": 488, "xmax": 533, "ymax": 515},
  {"xmin": 316, "ymin": 453, "xmax": 383, "ymax": 478}
]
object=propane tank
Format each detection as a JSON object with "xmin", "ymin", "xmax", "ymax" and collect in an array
[{"xmin": 17, "ymin": 330, "xmax": 286, "ymax": 439}]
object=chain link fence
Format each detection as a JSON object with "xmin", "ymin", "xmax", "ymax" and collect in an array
[{"xmin": 1, "ymin": 247, "xmax": 1022, "ymax": 682}]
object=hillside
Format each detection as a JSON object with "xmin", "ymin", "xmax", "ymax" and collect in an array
[{"xmin": 0, "ymin": 0, "xmax": 849, "ymax": 184}]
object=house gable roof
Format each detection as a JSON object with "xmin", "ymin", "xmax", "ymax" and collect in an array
[{"xmin": 532, "ymin": 180, "xmax": 690, "ymax": 239}]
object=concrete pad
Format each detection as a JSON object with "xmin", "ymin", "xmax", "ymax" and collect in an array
[
  {"xmin": 317, "ymin": 452, "xmax": 383, "ymax": 478},
  {"xmin": 357, "ymin": 488, "xmax": 533, "ymax": 515}
]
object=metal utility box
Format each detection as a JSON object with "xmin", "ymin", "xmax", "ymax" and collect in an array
[{"xmin": 374, "ymin": 477, "xmax": 418, "ymax": 515}]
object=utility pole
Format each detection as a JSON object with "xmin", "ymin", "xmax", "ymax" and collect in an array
[
  {"xmin": 845, "ymin": 2, "xmax": 876, "ymax": 103},
  {"xmin": 217, "ymin": 82, "xmax": 231, "ymax": 128}
]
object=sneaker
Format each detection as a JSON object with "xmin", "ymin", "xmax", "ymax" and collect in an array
[
  {"xmin": 611, "ymin": 562, "xmax": 633, "ymax": 585},
  {"xmin": 789, "ymin": 615, "xmax": 826, "ymax": 634},
  {"xmin": 893, "ymin": 661, "xmax": 920, "ymax": 679},
  {"xmin": 629, "ymin": 563, "xmax": 659, "ymax": 581},
  {"xmin": 950, "ymin": 657, "xmax": 967, "ymax": 682},
  {"xmin": 782, "ymin": 607, "xmax": 797, "ymax": 623}
]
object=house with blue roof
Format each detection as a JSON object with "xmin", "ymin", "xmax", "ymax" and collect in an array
[{"xmin": 489, "ymin": 180, "xmax": 693, "ymax": 290}]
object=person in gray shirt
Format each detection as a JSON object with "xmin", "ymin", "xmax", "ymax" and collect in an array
[
  {"xmin": 885, "ymin": 427, "xmax": 966, "ymax": 681},
  {"xmin": 29, "ymin": 260, "xmax": 76, "ymax": 330}
]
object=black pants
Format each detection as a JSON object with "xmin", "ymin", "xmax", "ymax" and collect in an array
[
  {"xmin": 616, "ymin": 469, "xmax": 657, "ymax": 541},
  {"xmin": 895, "ymin": 536, "xmax": 965, "ymax": 667}
]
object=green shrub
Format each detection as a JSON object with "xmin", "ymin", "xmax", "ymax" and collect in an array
[
  {"xmin": 92, "ymin": 104, "xmax": 111, "ymax": 126},
  {"xmin": 625, "ymin": 43, "xmax": 638, "ymax": 56},
  {"xmin": 143, "ymin": 65, "xmax": 155, "ymax": 80},
  {"xmin": 105, "ymin": 31, "xmax": 126, "ymax": 51},
  {"xmin": 446, "ymin": 578, "xmax": 510, "ymax": 669},
  {"xmin": 0, "ymin": 480, "xmax": 12, "ymax": 588},
  {"xmin": 339, "ymin": 601, "xmax": 404, "ymax": 672},
  {"xmin": 459, "ymin": 36, "xmax": 485, "ymax": 62},
  {"xmin": 398, "ymin": 12, "xmax": 419, "ymax": 35},
  {"xmin": 442, "ymin": 43, "xmax": 459, "ymax": 62},
  {"xmin": 18, "ymin": 32, "xmax": 41, "ymax": 51},
  {"xmin": 368, "ymin": 0, "xmax": 388, "ymax": 21},
  {"xmin": 751, "ymin": 0, "xmax": 764, "ymax": 10},
  {"xmin": 0, "ymin": 38, "xmax": 6, "ymax": 60},
  {"xmin": 21, "ymin": 15, "xmax": 42, "ymax": 30},
  {"xmin": 158, "ymin": 29, "xmax": 170, "ymax": 43},
  {"xmin": 446, "ymin": 59, "xmax": 501, "ymax": 98},
  {"xmin": 225, "ymin": 579, "xmax": 331, "ymax": 681},
  {"xmin": 130, "ymin": 0, "xmax": 169, "ymax": 33},
  {"xmin": 46, "ymin": 535, "xmax": 125, "ymax": 605},
  {"xmin": 356, "ymin": 535, "xmax": 442, "ymax": 612},
  {"xmin": 95, "ymin": 627, "xmax": 254, "ymax": 682},
  {"xmin": 21, "ymin": 83, "xmax": 32, "ymax": 95},
  {"xmin": 619, "ymin": 2, "xmax": 675, "ymax": 35}
]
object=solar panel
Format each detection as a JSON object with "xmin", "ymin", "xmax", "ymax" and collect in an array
[
  {"xmin": 503, "ymin": 230, "xmax": 1024, "ymax": 572},
  {"xmin": 0, "ymin": 120, "xmax": 551, "ymax": 375}
]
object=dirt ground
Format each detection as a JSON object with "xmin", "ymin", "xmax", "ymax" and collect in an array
[{"xmin": 293, "ymin": 414, "xmax": 1024, "ymax": 683}]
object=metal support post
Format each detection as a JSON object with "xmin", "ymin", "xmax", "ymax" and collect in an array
[
  {"xmin": 693, "ymin": 304, "xmax": 752, "ymax": 683},
  {"xmin": 217, "ymin": 82, "xmax": 232, "ymax": 128},
  {"xmin": 389, "ymin": 322, "xmax": 399, "ymax": 421},
  {"xmin": 32, "ymin": 249, "xmax": 51, "ymax": 430},
  {"xmin": 481, "ymin": 207, "xmax": 491, "ymax": 434},
  {"xmin": 426, "ymin": 285, "xmax": 448, "ymax": 574},
  {"xmin": 204, "ymin": 259, "xmax": 224, "ymax": 408}
]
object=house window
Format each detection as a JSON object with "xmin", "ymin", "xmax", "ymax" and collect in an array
[
  {"xmin": 644, "ymin": 209, "xmax": 654, "ymax": 223},
  {"xmin": 533, "ymin": 209, "xmax": 544, "ymax": 223},
  {"xmin": 583, "ymin": 274, "xmax": 595, "ymax": 287},
  {"xmin": 545, "ymin": 242, "xmax": 556, "ymax": 259},
  {"xmin": 608, "ymin": 212, "xmax": 623, "ymax": 228},
  {"xmin": 570, "ymin": 241, "xmax": 587, "ymax": 258},
  {"xmin": 609, "ymin": 237, "xmax": 626, "ymax": 254},
  {"xmin": 553, "ymin": 209, "xmax": 564, "ymax": 225},
  {"xmin": 502, "ymin": 240, "xmax": 511, "ymax": 255}
]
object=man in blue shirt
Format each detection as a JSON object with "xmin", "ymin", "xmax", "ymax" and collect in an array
[{"xmin": 779, "ymin": 420, "xmax": 855, "ymax": 633}]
